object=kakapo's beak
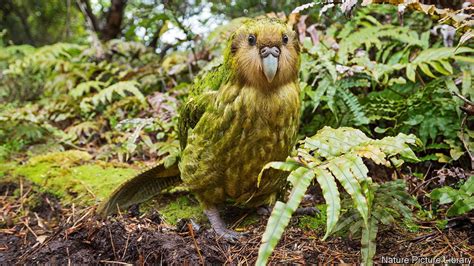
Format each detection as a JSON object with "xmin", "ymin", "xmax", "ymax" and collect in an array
[{"xmin": 260, "ymin": 46, "xmax": 280, "ymax": 83}]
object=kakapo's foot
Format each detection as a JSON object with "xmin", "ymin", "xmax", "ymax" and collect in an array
[
  {"xmin": 257, "ymin": 205, "xmax": 319, "ymax": 216},
  {"xmin": 295, "ymin": 206, "xmax": 319, "ymax": 216},
  {"xmin": 204, "ymin": 207, "xmax": 247, "ymax": 243},
  {"xmin": 257, "ymin": 205, "xmax": 273, "ymax": 216}
]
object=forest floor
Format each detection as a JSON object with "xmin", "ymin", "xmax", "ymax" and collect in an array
[{"xmin": 0, "ymin": 151, "xmax": 473, "ymax": 264}]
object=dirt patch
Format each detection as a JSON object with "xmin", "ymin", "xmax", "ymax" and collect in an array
[
  {"xmin": 2, "ymin": 208, "xmax": 473, "ymax": 264},
  {"xmin": 1, "ymin": 173, "xmax": 473, "ymax": 264}
]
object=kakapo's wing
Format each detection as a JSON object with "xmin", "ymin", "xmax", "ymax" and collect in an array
[
  {"xmin": 98, "ymin": 163, "xmax": 181, "ymax": 217},
  {"xmin": 178, "ymin": 57, "xmax": 229, "ymax": 150}
]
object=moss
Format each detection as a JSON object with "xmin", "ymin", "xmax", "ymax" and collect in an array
[
  {"xmin": 10, "ymin": 151, "xmax": 136, "ymax": 205},
  {"xmin": 3, "ymin": 151, "xmax": 204, "ymax": 225},
  {"xmin": 159, "ymin": 195, "xmax": 203, "ymax": 225},
  {"xmin": 238, "ymin": 213, "xmax": 260, "ymax": 227},
  {"xmin": 297, "ymin": 204, "xmax": 326, "ymax": 233},
  {"xmin": 0, "ymin": 161, "xmax": 17, "ymax": 179},
  {"xmin": 69, "ymin": 164, "xmax": 136, "ymax": 201},
  {"xmin": 28, "ymin": 150, "xmax": 92, "ymax": 166}
]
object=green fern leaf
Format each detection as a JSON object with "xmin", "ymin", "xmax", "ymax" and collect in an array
[
  {"xmin": 314, "ymin": 168, "xmax": 341, "ymax": 240},
  {"xmin": 70, "ymin": 81, "xmax": 105, "ymax": 99},
  {"xmin": 327, "ymin": 155, "xmax": 369, "ymax": 226},
  {"xmin": 361, "ymin": 217, "xmax": 378, "ymax": 265},
  {"xmin": 256, "ymin": 167, "xmax": 314, "ymax": 266},
  {"xmin": 338, "ymin": 88, "xmax": 370, "ymax": 125}
]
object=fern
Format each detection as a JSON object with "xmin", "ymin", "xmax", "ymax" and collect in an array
[
  {"xmin": 69, "ymin": 81, "xmax": 106, "ymax": 99},
  {"xmin": 338, "ymin": 24, "xmax": 426, "ymax": 64},
  {"xmin": 406, "ymin": 47, "xmax": 474, "ymax": 82},
  {"xmin": 338, "ymin": 86, "xmax": 369, "ymax": 126},
  {"xmin": 332, "ymin": 179, "xmax": 418, "ymax": 265},
  {"xmin": 80, "ymin": 81, "xmax": 146, "ymax": 112},
  {"xmin": 256, "ymin": 127, "xmax": 419, "ymax": 265}
]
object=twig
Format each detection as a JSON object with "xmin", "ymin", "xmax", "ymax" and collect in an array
[
  {"xmin": 451, "ymin": 90, "xmax": 474, "ymax": 106},
  {"xmin": 20, "ymin": 177, "xmax": 24, "ymax": 211},
  {"xmin": 188, "ymin": 223, "xmax": 204, "ymax": 265},
  {"xmin": 98, "ymin": 260, "xmax": 132, "ymax": 265},
  {"xmin": 67, "ymin": 247, "xmax": 71, "ymax": 266},
  {"xmin": 22, "ymin": 220, "xmax": 38, "ymax": 239},
  {"xmin": 230, "ymin": 213, "xmax": 249, "ymax": 230},
  {"xmin": 121, "ymin": 233, "xmax": 130, "ymax": 260},
  {"xmin": 459, "ymin": 116, "xmax": 474, "ymax": 169},
  {"xmin": 108, "ymin": 227, "xmax": 118, "ymax": 260},
  {"xmin": 72, "ymin": 206, "xmax": 94, "ymax": 228}
]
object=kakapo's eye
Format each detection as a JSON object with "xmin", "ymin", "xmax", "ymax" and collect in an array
[
  {"xmin": 248, "ymin": 34, "xmax": 256, "ymax": 46},
  {"xmin": 282, "ymin": 34, "xmax": 289, "ymax": 45}
]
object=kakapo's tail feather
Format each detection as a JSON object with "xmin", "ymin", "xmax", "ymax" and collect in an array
[{"xmin": 97, "ymin": 163, "xmax": 181, "ymax": 217}]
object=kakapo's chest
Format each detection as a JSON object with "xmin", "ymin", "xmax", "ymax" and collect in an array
[{"xmin": 180, "ymin": 83, "xmax": 300, "ymax": 201}]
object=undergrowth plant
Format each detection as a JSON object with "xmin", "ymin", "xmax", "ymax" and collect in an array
[
  {"xmin": 256, "ymin": 127, "xmax": 420, "ymax": 265},
  {"xmin": 298, "ymin": 4, "xmax": 473, "ymax": 164},
  {"xmin": 0, "ymin": 41, "xmax": 186, "ymax": 162},
  {"xmin": 430, "ymin": 176, "xmax": 474, "ymax": 217}
]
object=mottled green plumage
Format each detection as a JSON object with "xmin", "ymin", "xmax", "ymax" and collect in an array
[
  {"xmin": 178, "ymin": 18, "xmax": 300, "ymax": 209},
  {"xmin": 100, "ymin": 19, "xmax": 301, "ymax": 236}
]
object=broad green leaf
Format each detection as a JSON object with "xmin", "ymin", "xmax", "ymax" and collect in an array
[
  {"xmin": 418, "ymin": 63, "xmax": 436, "ymax": 78},
  {"xmin": 328, "ymin": 155, "xmax": 369, "ymax": 226},
  {"xmin": 412, "ymin": 47, "xmax": 474, "ymax": 64},
  {"xmin": 314, "ymin": 168, "xmax": 341, "ymax": 240},
  {"xmin": 462, "ymin": 70, "xmax": 473, "ymax": 99},
  {"xmin": 446, "ymin": 197, "xmax": 474, "ymax": 217},
  {"xmin": 439, "ymin": 59, "xmax": 453, "ymax": 74},
  {"xmin": 304, "ymin": 127, "xmax": 370, "ymax": 158},
  {"xmin": 428, "ymin": 61, "xmax": 451, "ymax": 75},
  {"xmin": 430, "ymin": 186, "xmax": 461, "ymax": 204},
  {"xmin": 361, "ymin": 217, "xmax": 378, "ymax": 266},
  {"xmin": 406, "ymin": 64, "xmax": 416, "ymax": 82},
  {"xmin": 256, "ymin": 167, "xmax": 314, "ymax": 266},
  {"xmin": 257, "ymin": 161, "xmax": 300, "ymax": 187},
  {"xmin": 372, "ymin": 207, "xmax": 395, "ymax": 225},
  {"xmin": 460, "ymin": 176, "xmax": 474, "ymax": 195}
]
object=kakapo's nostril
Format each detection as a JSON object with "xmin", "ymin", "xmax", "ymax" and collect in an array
[{"xmin": 260, "ymin": 46, "xmax": 280, "ymax": 57}]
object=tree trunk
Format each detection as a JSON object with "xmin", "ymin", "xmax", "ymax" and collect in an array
[
  {"xmin": 76, "ymin": 0, "xmax": 127, "ymax": 41},
  {"xmin": 100, "ymin": 0, "xmax": 127, "ymax": 41}
]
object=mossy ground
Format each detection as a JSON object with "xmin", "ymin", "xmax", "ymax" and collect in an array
[
  {"xmin": 0, "ymin": 150, "xmax": 262, "ymax": 228},
  {"xmin": 0, "ymin": 150, "xmax": 193, "ymax": 222},
  {"xmin": 1, "ymin": 151, "xmax": 136, "ymax": 206},
  {"xmin": 158, "ymin": 195, "xmax": 204, "ymax": 225},
  {"xmin": 297, "ymin": 204, "xmax": 327, "ymax": 233}
]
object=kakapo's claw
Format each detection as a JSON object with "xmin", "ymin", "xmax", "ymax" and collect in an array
[
  {"xmin": 257, "ymin": 205, "xmax": 319, "ymax": 217},
  {"xmin": 294, "ymin": 207, "xmax": 320, "ymax": 216},
  {"xmin": 204, "ymin": 207, "xmax": 246, "ymax": 243},
  {"xmin": 257, "ymin": 205, "xmax": 273, "ymax": 216}
]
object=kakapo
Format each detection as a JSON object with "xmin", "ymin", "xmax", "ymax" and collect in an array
[{"xmin": 98, "ymin": 18, "xmax": 302, "ymax": 240}]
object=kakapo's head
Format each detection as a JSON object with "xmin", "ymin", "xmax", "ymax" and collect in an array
[{"xmin": 226, "ymin": 18, "xmax": 300, "ymax": 89}]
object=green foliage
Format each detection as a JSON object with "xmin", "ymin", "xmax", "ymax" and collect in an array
[
  {"xmin": 159, "ymin": 195, "xmax": 204, "ymax": 225},
  {"xmin": 298, "ymin": 4, "xmax": 473, "ymax": 164},
  {"xmin": 256, "ymin": 127, "xmax": 419, "ymax": 265},
  {"xmin": 6, "ymin": 151, "xmax": 137, "ymax": 205},
  {"xmin": 0, "ymin": 40, "xmax": 187, "ymax": 162},
  {"xmin": 333, "ymin": 180, "xmax": 419, "ymax": 265},
  {"xmin": 430, "ymin": 176, "xmax": 474, "ymax": 217}
]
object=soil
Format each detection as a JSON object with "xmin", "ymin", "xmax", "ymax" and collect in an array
[{"xmin": 1, "ymin": 172, "xmax": 473, "ymax": 264}]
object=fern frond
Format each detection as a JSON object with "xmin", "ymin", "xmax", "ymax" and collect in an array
[
  {"xmin": 338, "ymin": 25, "xmax": 425, "ymax": 63},
  {"xmin": 338, "ymin": 88, "xmax": 370, "ymax": 126},
  {"xmin": 80, "ymin": 81, "xmax": 146, "ymax": 111},
  {"xmin": 406, "ymin": 47, "xmax": 474, "ymax": 82},
  {"xmin": 257, "ymin": 127, "xmax": 419, "ymax": 265}
]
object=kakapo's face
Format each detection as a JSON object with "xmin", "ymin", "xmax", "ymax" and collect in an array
[{"xmin": 229, "ymin": 18, "xmax": 300, "ymax": 89}]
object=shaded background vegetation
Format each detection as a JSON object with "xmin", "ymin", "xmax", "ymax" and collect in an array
[
  {"xmin": 0, "ymin": 0, "xmax": 473, "ymax": 264},
  {"xmin": 1, "ymin": 0, "xmax": 472, "ymax": 167}
]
